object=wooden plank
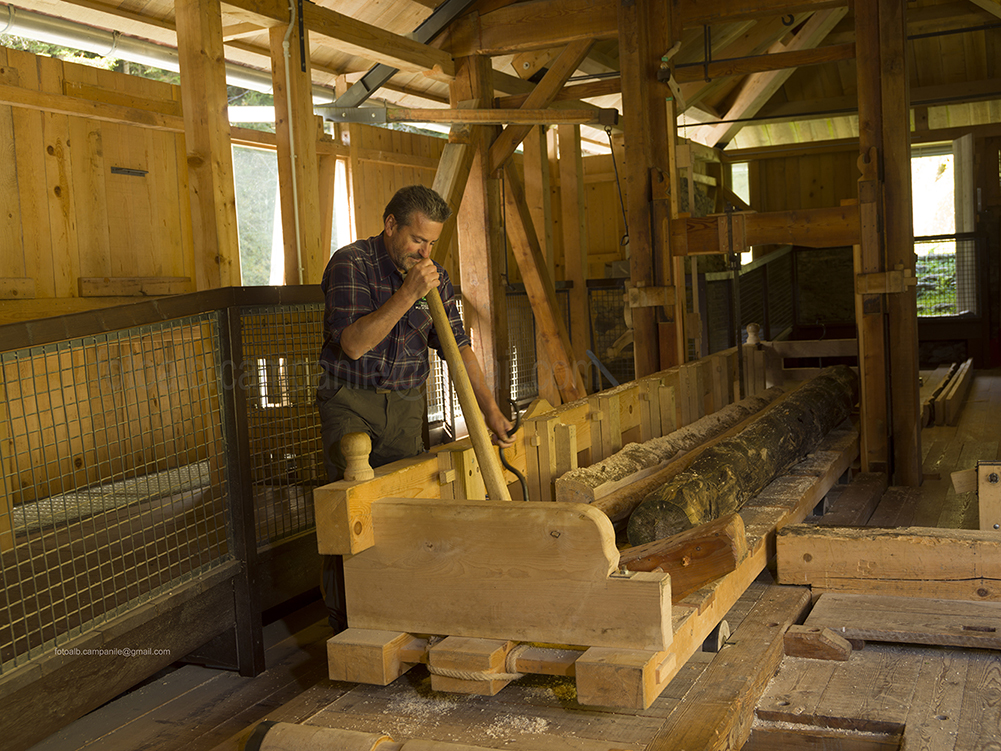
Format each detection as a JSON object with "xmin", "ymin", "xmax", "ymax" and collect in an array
[
  {"xmin": 343, "ymin": 499, "xmax": 672, "ymax": 650},
  {"xmin": 866, "ymin": 486, "xmax": 920, "ymax": 527},
  {"xmin": 805, "ymin": 593, "xmax": 1001, "ymax": 650},
  {"xmin": 777, "ymin": 525, "xmax": 1001, "ymax": 600},
  {"xmin": 819, "ymin": 472, "xmax": 889, "ymax": 526},
  {"xmin": 0, "ymin": 278, "xmax": 36, "ymax": 299},
  {"xmin": 77, "ymin": 277, "xmax": 194, "ymax": 297},
  {"xmin": 645, "ymin": 585, "xmax": 811, "ymax": 751},
  {"xmin": 937, "ymin": 358, "xmax": 974, "ymax": 426},
  {"xmin": 428, "ymin": 636, "xmax": 518, "ymax": 695}
]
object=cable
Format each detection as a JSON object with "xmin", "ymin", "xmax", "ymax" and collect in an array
[{"xmin": 606, "ymin": 127, "xmax": 629, "ymax": 248}]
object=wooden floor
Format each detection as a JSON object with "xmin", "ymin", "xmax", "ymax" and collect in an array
[{"xmin": 25, "ymin": 371, "xmax": 1001, "ymax": 751}]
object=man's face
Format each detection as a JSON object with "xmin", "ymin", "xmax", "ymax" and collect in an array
[{"xmin": 384, "ymin": 211, "xmax": 444, "ymax": 273}]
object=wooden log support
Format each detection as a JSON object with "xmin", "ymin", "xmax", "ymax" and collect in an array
[
  {"xmin": 777, "ymin": 525, "xmax": 1001, "ymax": 601},
  {"xmin": 327, "ymin": 629, "xmax": 427, "ymax": 686},
  {"xmin": 783, "ymin": 624, "xmax": 853, "ymax": 661},
  {"xmin": 619, "ymin": 514, "xmax": 749, "ymax": 603},
  {"xmin": 343, "ymin": 499, "xmax": 672, "ymax": 650},
  {"xmin": 428, "ymin": 637, "xmax": 520, "ymax": 696},
  {"xmin": 575, "ymin": 646, "xmax": 676, "ymax": 709},
  {"xmin": 628, "ymin": 366, "xmax": 859, "ymax": 545}
]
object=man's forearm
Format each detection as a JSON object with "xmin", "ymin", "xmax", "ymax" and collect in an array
[{"xmin": 339, "ymin": 290, "xmax": 413, "ymax": 359}]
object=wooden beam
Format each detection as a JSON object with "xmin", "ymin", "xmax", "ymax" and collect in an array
[
  {"xmin": 220, "ymin": 0, "xmax": 456, "ymax": 77},
  {"xmin": 777, "ymin": 525, "xmax": 1001, "ymax": 600},
  {"xmin": 620, "ymin": 0, "xmax": 673, "ymax": 376},
  {"xmin": 270, "ymin": 23, "xmax": 323, "ymax": 285},
  {"xmin": 679, "ymin": 0, "xmax": 847, "ymax": 25},
  {"xmin": 430, "ymin": 138, "xmax": 476, "ymax": 270},
  {"xmin": 970, "ymin": 0, "xmax": 1001, "ymax": 21},
  {"xmin": 442, "ymin": 0, "xmax": 617, "ymax": 57},
  {"xmin": 692, "ymin": 8, "xmax": 848, "ymax": 147},
  {"xmin": 503, "ymin": 162, "xmax": 586, "ymax": 403},
  {"xmin": 452, "ymin": 56, "xmax": 510, "ymax": 405},
  {"xmin": 487, "ymin": 39, "xmax": 594, "ymax": 174},
  {"xmin": 881, "ymin": 0, "xmax": 920, "ymax": 486},
  {"xmin": 673, "ymin": 42, "xmax": 855, "ymax": 84},
  {"xmin": 521, "ymin": 126, "xmax": 560, "ymax": 405},
  {"xmin": 494, "ymin": 77, "xmax": 623, "ymax": 109},
  {"xmin": 348, "ymin": 106, "xmax": 616, "ymax": 126},
  {"xmin": 557, "ymin": 124, "xmax": 591, "ymax": 377},
  {"xmin": 645, "ymin": 585, "xmax": 812, "ymax": 751},
  {"xmin": 77, "ymin": 277, "xmax": 194, "ymax": 296},
  {"xmin": 176, "ymin": 0, "xmax": 241, "ymax": 289}
]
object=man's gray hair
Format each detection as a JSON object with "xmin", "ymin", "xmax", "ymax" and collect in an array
[{"xmin": 384, "ymin": 185, "xmax": 452, "ymax": 227}]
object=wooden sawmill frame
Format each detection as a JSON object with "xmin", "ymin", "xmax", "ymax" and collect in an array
[{"xmin": 316, "ymin": 343, "xmax": 860, "ymax": 709}]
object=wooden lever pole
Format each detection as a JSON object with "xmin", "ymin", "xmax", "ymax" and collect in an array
[{"xmin": 427, "ymin": 288, "xmax": 512, "ymax": 501}]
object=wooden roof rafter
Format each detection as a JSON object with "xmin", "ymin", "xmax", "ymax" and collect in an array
[{"xmin": 691, "ymin": 7, "xmax": 849, "ymax": 147}]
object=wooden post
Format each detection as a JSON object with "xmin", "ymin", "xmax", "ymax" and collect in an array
[
  {"xmin": 451, "ymin": 56, "xmax": 510, "ymax": 407},
  {"xmin": 880, "ymin": 0, "xmax": 921, "ymax": 486},
  {"xmin": 270, "ymin": 23, "xmax": 323, "ymax": 284},
  {"xmin": 558, "ymin": 124, "xmax": 590, "ymax": 371},
  {"xmin": 175, "ymin": 0, "xmax": 241, "ymax": 290},
  {"xmin": 619, "ymin": 0, "xmax": 674, "ymax": 375},
  {"xmin": 523, "ymin": 126, "xmax": 561, "ymax": 406},
  {"xmin": 854, "ymin": 2, "xmax": 891, "ymax": 475}
]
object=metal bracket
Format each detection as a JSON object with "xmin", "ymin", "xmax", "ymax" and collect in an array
[
  {"xmin": 626, "ymin": 285, "xmax": 677, "ymax": 309},
  {"xmin": 855, "ymin": 264, "xmax": 917, "ymax": 294},
  {"xmin": 979, "ymin": 461, "xmax": 1001, "ymax": 531}
]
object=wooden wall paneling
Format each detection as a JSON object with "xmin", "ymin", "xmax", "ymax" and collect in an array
[
  {"xmin": 63, "ymin": 64, "xmax": 111, "ymax": 280},
  {"xmin": 0, "ymin": 47, "xmax": 24, "ymax": 281},
  {"xmin": 176, "ymin": 0, "xmax": 241, "ymax": 290},
  {"xmin": 10, "ymin": 50, "xmax": 55, "ymax": 298}
]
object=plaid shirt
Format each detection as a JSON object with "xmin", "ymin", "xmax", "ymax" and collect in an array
[{"xmin": 318, "ymin": 233, "xmax": 471, "ymax": 390}]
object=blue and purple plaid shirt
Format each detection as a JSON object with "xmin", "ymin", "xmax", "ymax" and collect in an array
[{"xmin": 318, "ymin": 233, "xmax": 470, "ymax": 390}]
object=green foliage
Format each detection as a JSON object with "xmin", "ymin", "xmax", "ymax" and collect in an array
[
  {"xmin": 915, "ymin": 252, "xmax": 957, "ymax": 317},
  {"xmin": 233, "ymin": 146, "xmax": 280, "ymax": 285}
]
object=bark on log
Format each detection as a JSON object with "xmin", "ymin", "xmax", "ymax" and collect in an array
[
  {"xmin": 555, "ymin": 388, "xmax": 783, "ymax": 505},
  {"xmin": 627, "ymin": 365, "xmax": 859, "ymax": 545}
]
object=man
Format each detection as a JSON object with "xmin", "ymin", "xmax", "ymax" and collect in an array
[{"xmin": 317, "ymin": 184, "xmax": 513, "ymax": 631}]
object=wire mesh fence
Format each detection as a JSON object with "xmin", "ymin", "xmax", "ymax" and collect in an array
[
  {"xmin": 0, "ymin": 314, "xmax": 231, "ymax": 673},
  {"xmin": 240, "ymin": 304, "xmax": 325, "ymax": 546},
  {"xmin": 915, "ymin": 235, "xmax": 980, "ymax": 318}
]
